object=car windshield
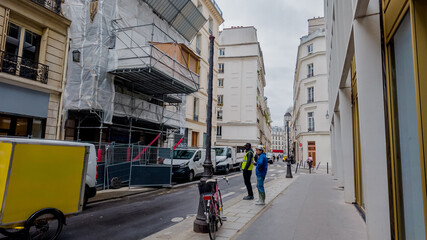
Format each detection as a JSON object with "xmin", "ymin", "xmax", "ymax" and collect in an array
[
  {"xmin": 173, "ymin": 150, "xmax": 196, "ymax": 159},
  {"xmin": 214, "ymin": 148, "xmax": 227, "ymax": 156}
]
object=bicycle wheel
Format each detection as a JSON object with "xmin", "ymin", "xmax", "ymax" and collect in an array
[
  {"xmin": 217, "ymin": 190, "xmax": 223, "ymax": 226},
  {"xmin": 208, "ymin": 200, "xmax": 217, "ymax": 240},
  {"xmin": 25, "ymin": 209, "xmax": 64, "ymax": 240}
]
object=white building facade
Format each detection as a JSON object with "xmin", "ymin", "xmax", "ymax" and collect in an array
[
  {"xmin": 292, "ymin": 17, "xmax": 331, "ymax": 168},
  {"xmin": 216, "ymin": 26, "xmax": 271, "ymax": 151},
  {"xmin": 326, "ymin": 0, "xmax": 427, "ymax": 239},
  {"xmin": 184, "ymin": 0, "xmax": 224, "ymax": 148},
  {"xmin": 271, "ymin": 126, "xmax": 285, "ymax": 154}
]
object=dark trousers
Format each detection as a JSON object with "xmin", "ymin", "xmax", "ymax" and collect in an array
[{"xmin": 243, "ymin": 170, "xmax": 253, "ymax": 196}]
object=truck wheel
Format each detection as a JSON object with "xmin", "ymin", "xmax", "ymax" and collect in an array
[
  {"xmin": 25, "ymin": 208, "xmax": 64, "ymax": 240},
  {"xmin": 110, "ymin": 177, "xmax": 121, "ymax": 189},
  {"xmin": 188, "ymin": 171, "xmax": 194, "ymax": 182},
  {"xmin": 225, "ymin": 165, "xmax": 230, "ymax": 174},
  {"xmin": 83, "ymin": 186, "xmax": 89, "ymax": 208}
]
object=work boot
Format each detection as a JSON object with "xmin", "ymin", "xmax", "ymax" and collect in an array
[
  {"xmin": 256, "ymin": 192, "xmax": 265, "ymax": 205},
  {"xmin": 243, "ymin": 195, "xmax": 254, "ymax": 200}
]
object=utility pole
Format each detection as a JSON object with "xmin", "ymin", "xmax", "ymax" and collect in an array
[{"xmin": 194, "ymin": 35, "xmax": 215, "ymax": 233}]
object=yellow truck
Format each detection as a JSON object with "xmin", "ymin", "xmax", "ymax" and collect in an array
[{"xmin": 0, "ymin": 138, "xmax": 95, "ymax": 240}]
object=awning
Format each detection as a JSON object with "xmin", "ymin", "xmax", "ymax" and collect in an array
[{"xmin": 142, "ymin": 0, "xmax": 207, "ymax": 42}]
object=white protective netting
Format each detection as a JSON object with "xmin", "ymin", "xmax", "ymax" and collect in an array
[{"xmin": 62, "ymin": 0, "xmax": 189, "ymax": 128}]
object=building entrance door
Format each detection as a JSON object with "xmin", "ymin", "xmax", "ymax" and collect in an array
[
  {"xmin": 308, "ymin": 141, "xmax": 316, "ymax": 166},
  {"xmin": 191, "ymin": 131, "xmax": 199, "ymax": 147}
]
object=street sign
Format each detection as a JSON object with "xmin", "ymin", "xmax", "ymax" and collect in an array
[{"xmin": 299, "ymin": 143, "xmax": 303, "ymax": 147}]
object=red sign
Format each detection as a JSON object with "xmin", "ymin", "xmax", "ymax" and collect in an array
[
  {"xmin": 299, "ymin": 143, "xmax": 303, "ymax": 147},
  {"xmin": 272, "ymin": 149, "xmax": 284, "ymax": 153}
]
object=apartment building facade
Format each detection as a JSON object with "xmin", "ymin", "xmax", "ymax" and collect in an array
[
  {"xmin": 184, "ymin": 0, "xmax": 224, "ymax": 148},
  {"xmin": 292, "ymin": 17, "xmax": 331, "ymax": 167},
  {"xmin": 216, "ymin": 26, "xmax": 271, "ymax": 151},
  {"xmin": 0, "ymin": 0, "xmax": 70, "ymax": 139},
  {"xmin": 326, "ymin": 0, "xmax": 427, "ymax": 239},
  {"xmin": 60, "ymin": 0, "xmax": 211, "ymax": 147},
  {"xmin": 271, "ymin": 126, "xmax": 285, "ymax": 155}
]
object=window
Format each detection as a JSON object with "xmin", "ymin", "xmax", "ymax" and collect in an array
[
  {"xmin": 307, "ymin": 87, "xmax": 314, "ymax": 103},
  {"xmin": 219, "ymin": 48, "xmax": 225, "ymax": 56},
  {"xmin": 308, "ymin": 112, "xmax": 314, "ymax": 132},
  {"xmin": 217, "ymin": 110, "xmax": 223, "ymax": 120},
  {"xmin": 193, "ymin": 97, "xmax": 199, "ymax": 121},
  {"xmin": 218, "ymin": 78, "xmax": 224, "ymax": 87},
  {"xmin": 217, "ymin": 95, "xmax": 223, "ymax": 106},
  {"xmin": 217, "ymin": 126, "xmax": 222, "ymax": 136},
  {"xmin": 307, "ymin": 44, "xmax": 313, "ymax": 54},
  {"xmin": 307, "ymin": 63, "xmax": 314, "ymax": 78},
  {"xmin": 209, "ymin": 18, "xmax": 213, "ymax": 35},
  {"xmin": 0, "ymin": 114, "xmax": 45, "ymax": 138},
  {"xmin": 196, "ymin": 34, "xmax": 201, "ymax": 55},
  {"xmin": 4, "ymin": 22, "xmax": 42, "ymax": 81},
  {"xmin": 218, "ymin": 63, "xmax": 224, "ymax": 73}
]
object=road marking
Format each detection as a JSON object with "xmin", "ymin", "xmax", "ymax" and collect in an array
[
  {"xmin": 222, "ymin": 192, "xmax": 235, "ymax": 198},
  {"xmin": 278, "ymin": 170, "xmax": 285, "ymax": 173},
  {"xmin": 240, "ymin": 187, "xmax": 246, "ymax": 190},
  {"xmin": 252, "ymin": 183, "xmax": 256, "ymax": 186},
  {"xmin": 270, "ymin": 174, "xmax": 276, "ymax": 177},
  {"xmin": 269, "ymin": 169, "xmax": 276, "ymax": 172},
  {"xmin": 171, "ymin": 217, "xmax": 184, "ymax": 223}
]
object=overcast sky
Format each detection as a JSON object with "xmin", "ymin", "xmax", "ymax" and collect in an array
[{"xmin": 215, "ymin": 0, "xmax": 324, "ymax": 127}]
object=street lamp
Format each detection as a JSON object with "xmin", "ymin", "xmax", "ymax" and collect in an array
[
  {"xmin": 194, "ymin": 35, "xmax": 215, "ymax": 233},
  {"xmin": 284, "ymin": 112, "xmax": 293, "ymax": 178}
]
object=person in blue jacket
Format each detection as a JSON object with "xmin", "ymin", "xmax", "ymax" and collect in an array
[{"xmin": 253, "ymin": 145, "xmax": 268, "ymax": 205}]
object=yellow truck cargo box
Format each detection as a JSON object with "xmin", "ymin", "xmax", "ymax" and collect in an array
[{"xmin": 0, "ymin": 138, "xmax": 89, "ymax": 226}]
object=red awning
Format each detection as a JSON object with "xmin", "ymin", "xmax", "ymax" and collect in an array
[{"xmin": 272, "ymin": 150, "xmax": 284, "ymax": 153}]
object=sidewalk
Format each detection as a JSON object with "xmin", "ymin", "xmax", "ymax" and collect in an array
[
  {"xmin": 237, "ymin": 174, "xmax": 367, "ymax": 240},
  {"xmin": 143, "ymin": 172, "xmax": 295, "ymax": 240},
  {"xmin": 143, "ymin": 171, "xmax": 367, "ymax": 240}
]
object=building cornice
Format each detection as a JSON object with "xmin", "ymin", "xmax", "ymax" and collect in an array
[{"xmin": 202, "ymin": 0, "xmax": 224, "ymax": 24}]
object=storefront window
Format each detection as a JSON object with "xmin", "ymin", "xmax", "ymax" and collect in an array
[
  {"xmin": 391, "ymin": 12, "xmax": 425, "ymax": 240},
  {"xmin": 15, "ymin": 118, "xmax": 28, "ymax": 136},
  {"xmin": 32, "ymin": 119, "xmax": 43, "ymax": 138}
]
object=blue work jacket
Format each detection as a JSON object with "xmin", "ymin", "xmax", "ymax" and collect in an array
[{"xmin": 255, "ymin": 153, "xmax": 268, "ymax": 178}]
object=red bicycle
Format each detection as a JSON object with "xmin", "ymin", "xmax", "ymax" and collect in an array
[{"xmin": 202, "ymin": 177, "xmax": 228, "ymax": 240}]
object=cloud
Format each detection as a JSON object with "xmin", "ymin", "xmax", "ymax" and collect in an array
[{"xmin": 215, "ymin": 0, "xmax": 324, "ymax": 126}]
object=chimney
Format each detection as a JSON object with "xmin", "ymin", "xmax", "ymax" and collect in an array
[{"xmin": 308, "ymin": 17, "xmax": 325, "ymax": 35}]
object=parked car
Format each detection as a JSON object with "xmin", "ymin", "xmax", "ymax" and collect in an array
[
  {"xmin": 163, "ymin": 149, "xmax": 216, "ymax": 182},
  {"xmin": 266, "ymin": 152, "xmax": 274, "ymax": 164}
]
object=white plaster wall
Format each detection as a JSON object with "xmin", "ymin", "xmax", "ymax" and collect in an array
[{"xmin": 326, "ymin": 0, "xmax": 391, "ymax": 239}]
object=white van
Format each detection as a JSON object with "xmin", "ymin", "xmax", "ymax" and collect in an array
[
  {"xmin": 213, "ymin": 146, "xmax": 243, "ymax": 173},
  {"xmin": 163, "ymin": 148, "xmax": 216, "ymax": 182},
  {"xmin": 0, "ymin": 138, "xmax": 97, "ymax": 206}
]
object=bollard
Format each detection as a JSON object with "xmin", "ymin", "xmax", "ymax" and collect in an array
[
  {"xmin": 295, "ymin": 163, "xmax": 299, "ymax": 174},
  {"xmin": 316, "ymin": 162, "xmax": 321, "ymax": 170},
  {"xmin": 327, "ymin": 162, "xmax": 329, "ymax": 174}
]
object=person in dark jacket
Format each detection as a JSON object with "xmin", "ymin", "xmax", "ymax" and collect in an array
[
  {"xmin": 254, "ymin": 145, "xmax": 268, "ymax": 205},
  {"xmin": 242, "ymin": 143, "xmax": 254, "ymax": 200}
]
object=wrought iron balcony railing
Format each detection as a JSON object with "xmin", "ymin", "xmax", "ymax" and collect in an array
[
  {"xmin": 0, "ymin": 50, "xmax": 49, "ymax": 84},
  {"xmin": 30, "ymin": 0, "xmax": 62, "ymax": 15}
]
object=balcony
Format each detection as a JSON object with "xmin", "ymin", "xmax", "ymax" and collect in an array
[
  {"xmin": 0, "ymin": 50, "xmax": 49, "ymax": 84},
  {"xmin": 30, "ymin": 0, "xmax": 62, "ymax": 15}
]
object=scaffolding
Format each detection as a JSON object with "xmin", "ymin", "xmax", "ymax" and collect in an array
[{"xmin": 61, "ymin": 0, "xmax": 202, "ymax": 147}]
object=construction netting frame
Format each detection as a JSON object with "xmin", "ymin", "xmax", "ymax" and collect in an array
[{"xmin": 95, "ymin": 143, "xmax": 173, "ymax": 189}]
